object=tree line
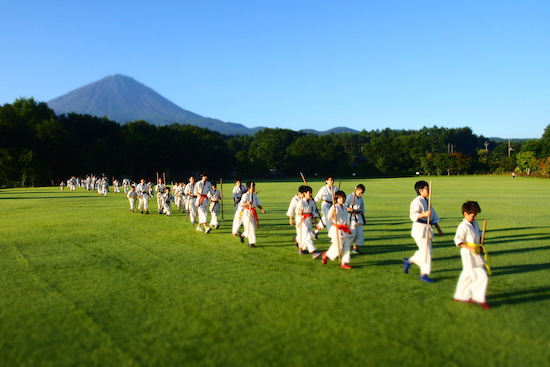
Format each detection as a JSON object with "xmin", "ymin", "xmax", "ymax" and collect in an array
[{"xmin": 1, "ymin": 98, "xmax": 549, "ymax": 188}]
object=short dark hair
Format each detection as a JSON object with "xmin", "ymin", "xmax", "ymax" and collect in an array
[
  {"xmin": 299, "ymin": 185, "xmax": 312, "ymax": 193},
  {"xmin": 462, "ymin": 201, "xmax": 481, "ymax": 215},
  {"xmin": 246, "ymin": 181, "xmax": 255, "ymax": 189},
  {"xmin": 414, "ymin": 180, "xmax": 429, "ymax": 195},
  {"xmin": 356, "ymin": 184, "xmax": 365, "ymax": 192},
  {"xmin": 325, "ymin": 175, "xmax": 335, "ymax": 181}
]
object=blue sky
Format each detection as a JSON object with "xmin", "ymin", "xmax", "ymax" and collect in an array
[{"xmin": 1, "ymin": 0, "xmax": 548, "ymax": 139}]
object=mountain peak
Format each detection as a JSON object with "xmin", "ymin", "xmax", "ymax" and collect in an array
[{"xmin": 47, "ymin": 75, "xmax": 265, "ymax": 135}]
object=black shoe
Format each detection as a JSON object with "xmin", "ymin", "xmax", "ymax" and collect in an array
[
  {"xmin": 240, "ymin": 235, "xmax": 245, "ymax": 244},
  {"xmin": 248, "ymin": 243, "xmax": 257, "ymax": 248}
]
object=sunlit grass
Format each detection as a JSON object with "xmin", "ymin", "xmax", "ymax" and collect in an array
[{"xmin": 1, "ymin": 176, "xmax": 549, "ymax": 366}]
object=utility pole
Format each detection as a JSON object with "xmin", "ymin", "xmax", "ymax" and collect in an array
[
  {"xmin": 508, "ymin": 139, "xmax": 514, "ymax": 157},
  {"xmin": 484, "ymin": 141, "xmax": 489, "ymax": 151}
]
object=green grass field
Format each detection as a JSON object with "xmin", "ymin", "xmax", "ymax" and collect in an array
[{"xmin": 1, "ymin": 176, "xmax": 549, "ymax": 367}]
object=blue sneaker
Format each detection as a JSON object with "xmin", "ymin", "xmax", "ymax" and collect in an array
[
  {"xmin": 403, "ymin": 258, "xmax": 411, "ymax": 274},
  {"xmin": 419, "ymin": 274, "xmax": 435, "ymax": 283}
]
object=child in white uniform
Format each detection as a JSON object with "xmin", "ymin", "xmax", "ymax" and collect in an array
[
  {"xmin": 155, "ymin": 178, "xmax": 166, "ymax": 214},
  {"xmin": 184, "ymin": 177, "xmax": 197, "ymax": 224},
  {"xmin": 345, "ymin": 184, "xmax": 366, "ymax": 254},
  {"xmin": 231, "ymin": 178, "xmax": 247, "ymax": 236},
  {"xmin": 314, "ymin": 175, "xmax": 336, "ymax": 234},
  {"xmin": 238, "ymin": 181, "xmax": 266, "ymax": 247},
  {"xmin": 194, "ymin": 173, "xmax": 214, "ymax": 233},
  {"xmin": 160, "ymin": 187, "xmax": 175, "ymax": 216},
  {"xmin": 209, "ymin": 183, "xmax": 222, "ymax": 229},
  {"xmin": 127, "ymin": 185, "xmax": 138, "ymax": 212},
  {"xmin": 453, "ymin": 201, "xmax": 490, "ymax": 309},
  {"xmin": 321, "ymin": 191, "xmax": 353, "ymax": 269},
  {"xmin": 136, "ymin": 178, "xmax": 150, "ymax": 214},
  {"xmin": 403, "ymin": 181, "xmax": 443, "ymax": 282},
  {"xmin": 296, "ymin": 186, "xmax": 321, "ymax": 258}
]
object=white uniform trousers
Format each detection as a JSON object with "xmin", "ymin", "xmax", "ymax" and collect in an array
[
  {"xmin": 410, "ymin": 235, "xmax": 432, "ymax": 275},
  {"xmin": 326, "ymin": 226, "xmax": 352, "ymax": 264},
  {"xmin": 232, "ymin": 209, "xmax": 244, "ymax": 234},
  {"xmin": 242, "ymin": 211, "xmax": 258, "ymax": 244},
  {"xmin": 349, "ymin": 221, "xmax": 365, "ymax": 247},
  {"xmin": 454, "ymin": 248, "xmax": 488, "ymax": 303},
  {"xmin": 296, "ymin": 217, "xmax": 317, "ymax": 253},
  {"xmin": 210, "ymin": 202, "xmax": 220, "ymax": 227},
  {"xmin": 139, "ymin": 194, "xmax": 149, "ymax": 211}
]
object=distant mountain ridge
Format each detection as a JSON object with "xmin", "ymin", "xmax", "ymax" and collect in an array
[
  {"xmin": 47, "ymin": 74, "xmax": 357, "ymax": 136},
  {"xmin": 47, "ymin": 75, "xmax": 264, "ymax": 135}
]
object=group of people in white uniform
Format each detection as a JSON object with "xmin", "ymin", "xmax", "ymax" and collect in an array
[{"xmin": 63, "ymin": 174, "xmax": 491, "ymax": 309}]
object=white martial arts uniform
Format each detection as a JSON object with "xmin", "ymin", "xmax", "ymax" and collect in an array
[
  {"xmin": 325, "ymin": 204, "xmax": 352, "ymax": 265},
  {"xmin": 136, "ymin": 182, "xmax": 150, "ymax": 212},
  {"xmin": 173, "ymin": 184, "xmax": 184, "ymax": 212},
  {"xmin": 127, "ymin": 190, "xmax": 138, "ymax": 211},
  {"xmin": 231, "ymin": 184, "xmax": 247, "ymax": 234},
  {"xmin": 409, "ymin": 195, "xmax": 440, "ymax": 275},
  {"xmin": 286, "ymin": 195, "xmax": 301, "ymax": 220},
  {"xmin": 314, "ymin": 185, "xmax": 336, "ymax": 231},
  {"xmin": 156, "ymin": 183, "xmax": 166, "ymax": 213},
  {"xmin": 160, "ymin": 192, "xmax": 175, "ymax": 216},
  {"xmin": 194, "ymin": 180, "xmax": 214, "ymax": 224},
  {"xmin": 232, "ymin": 184, "xmax": 247, "ymax": 213},
  {"xmin": 239, "ymin": 192, "xmax": 262, "ymax": 245},
  {"xmin": 184, "ymin": 182, "xmax": 197, "ymax": 223},
  {"xmin": 209, "ymin": 189, "xmax": 222, "ymax": 228},
  {"xmin": 453, "ymin": 219, "xmax": 488, "ymax": 303},
  {"xmin": 345, "ymin": 193, "xmax": 366, "ymax": 247},
  {"xmin": 295, "ymin": 198, "xmax": 319, "ymax": 253}
]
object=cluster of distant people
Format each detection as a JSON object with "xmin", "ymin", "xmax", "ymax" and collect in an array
[
  {"xmin": 60, "ymin": 174, "xmax": 491, "ymax": 309},
  {"xmin": 60, "ymin": 175, "xmax": 120, "ymax": 195}
]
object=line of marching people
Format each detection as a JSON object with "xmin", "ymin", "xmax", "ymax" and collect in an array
[{"xmin": 126, "ymin": 174, "xmax": 223, "ymax": 232}]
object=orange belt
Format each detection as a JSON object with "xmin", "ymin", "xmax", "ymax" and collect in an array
[
  {"xmin": 245, "ymin": 207, "xmax": 260, "ymax": 228},
  {"xmin": 198, "ymin": 194, "xmax": 208, "ymax": 206},
  {"xmin": 333, "ymin": 223, "xmax": 351, "ymax": 234}
]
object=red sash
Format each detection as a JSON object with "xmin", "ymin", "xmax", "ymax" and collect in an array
[
  {"xmin": 245, "ymin": 207, "xmax": 260, "ymax": 228},
  {"xmin": 333, "ymin": 223, "xmax": 352, "ymax": 234},
  {"xmin": 198, "ymin": 194, "xmax": 208, "ymax": 206}
]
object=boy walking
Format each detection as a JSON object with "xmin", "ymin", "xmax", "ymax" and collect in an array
[
  {"xmin": 345, "ymin": 184, "xmax": 366, "ymax": 254},
  {"xmin": 160, "ymin": 187, "xmax": 175, "ymax": 216},
  {"xmin": 453, "ymin": 201, "xmax": 490, "ymax": 309},
  {"xmin": 314, "ymin": 175, "xmax": 337, "ymax": 236},
  {"xmin": 127, "ymin": 185, "xmax": 138, "ymax": 212},
  {"xmin": 295, "ymin": 186, "xmax": 321, "ymax": 258},
  {"xmin": 209, "ymin": 182, "xmax": 222, "ymax": 229},
  {"xmin": 238, "ymin": 181, "xmax": 266, "ymax": 247},
  {"xmin": 194, "ymin": 173, "xmax": 213, "ymax": 233},
  {"xmin": 136, "ymin": 178, "xmax": 150, "ymax": 214},
  {"xmin": 321, "ymin": 191, "xmax": 353, "ymax": 269},
  {"xmin": 403, "ymin": 181, "xmax": 443, "ymax": 282}
]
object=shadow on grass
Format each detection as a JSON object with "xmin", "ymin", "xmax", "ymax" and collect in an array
[
  {"xmin": 489, "ymin": 286, "xmax": 550, "ymax": 307},
  {"xmin": 491, "ymin": 262, "xmax": 550, "ymax": 276},
  {"xmin": 488, "ymin": 234, "xmax": 550, "ymax": 245},
  {"xmin": 435, "ymin": 244, "xmax": 550, "ymax": 262}
]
